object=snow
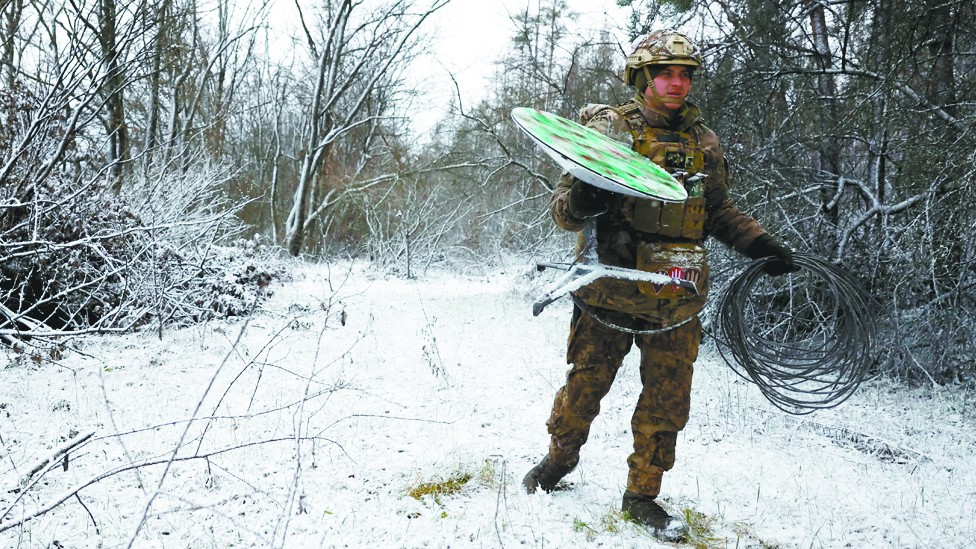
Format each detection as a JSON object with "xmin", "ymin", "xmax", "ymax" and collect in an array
[{"xmin": 2, "ymin": 259, "xmax": 974, "ymax": 548}]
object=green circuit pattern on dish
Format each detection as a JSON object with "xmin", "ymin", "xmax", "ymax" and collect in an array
[{"xmin": 512, "ymin": 107, "xmax": 685, "ymax": 201}]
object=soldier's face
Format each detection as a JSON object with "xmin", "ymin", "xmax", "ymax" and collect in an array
[{"xmin": 648, "ymin": 65, "xmax": 692, "ymax": 110}]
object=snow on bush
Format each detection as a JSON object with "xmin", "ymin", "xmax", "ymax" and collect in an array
[{"xmin": 1, "ymin": 82, "xmax": 278, "ymax": 340}]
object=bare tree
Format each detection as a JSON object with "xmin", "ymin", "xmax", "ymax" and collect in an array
[
  {"xmin": 282, "ymin": 0, "xmax": 450, "ymax": 256},
  {"xmin": 96, "ymin": 0, "xmax": 135, "ymax": 187},
  {"xmin": 803, "ymin": 0, "xmax": 841, "ymax": 240}
]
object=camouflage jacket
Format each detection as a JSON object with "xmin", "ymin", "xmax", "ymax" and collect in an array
[{"xmin": 550, "ymin": 99, "xmax": 767, "ymax": 269}]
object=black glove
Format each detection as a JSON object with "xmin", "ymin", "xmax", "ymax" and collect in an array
[
  {"xmin": 567, "ymin": 180, "xmax": 611, "ymax": 220},
  {"xmin": 746, "ymin": 234, "xmax": 798, "ymax": 276}
]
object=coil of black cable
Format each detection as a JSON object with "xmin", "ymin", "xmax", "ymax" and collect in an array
[{"xmin": 714, "ymin": 252, "xmax": 877, "ymax": 415}]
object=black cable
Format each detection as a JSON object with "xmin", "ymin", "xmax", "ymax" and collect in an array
[
  {"xmin": 712, "ymin": 253, "xmax": 876, "ymax": 415},
  {"xmin": 570, "ymin": 294, "xmax": 693, "ymax": 335}
]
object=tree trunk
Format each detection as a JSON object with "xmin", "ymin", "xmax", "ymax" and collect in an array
[
  {"xmin": 806, "ymin": 0, "xmax": 842, "ymax": 244},
  {"xmin": 925, "ymin": 0, "xmax": 957, "ymax": 119},
  {"xmin": 924, "ymin": 0, "xmax": 963, "ymax": 292},
  {"xmin": 144, "ymin": 0, "xmax": 172, "ymax": 169},
  {"xmin": 868, "ymin": 0, "xmax": 891, "ymax": 246},
  {"xmin": 98, "ymin": 0, "xmax": 131, "ymax": 191},
  {"xmin": 2, "ymin": 0, "xmax": 23, "ymax": 90}
]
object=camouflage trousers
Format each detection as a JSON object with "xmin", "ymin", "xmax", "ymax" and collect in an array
[{"xmin": 546, "ymin": 307, "xmax": 700, "ymax": 497}]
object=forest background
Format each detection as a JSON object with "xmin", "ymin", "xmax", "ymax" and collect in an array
[{"xmin": 2, "ymin": 0, "xmax": 974, "ymax": 383}]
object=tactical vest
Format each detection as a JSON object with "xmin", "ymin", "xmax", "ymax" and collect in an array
[
  {"xmin": 618, "ymin": 103, "xmax": 707, "ymax": 240},
  {"xmin": 571, "ymin": 103, "xmax": 710, "ymax": 328}
]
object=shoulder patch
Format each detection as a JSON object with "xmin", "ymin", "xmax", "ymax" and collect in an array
[
  {"xmin": 615, "ymin": 101, "xmax": 646, "ymax": 133},
  {"xmin": 615, "ymin": 100, "xmax": 642, "ymax": 117}
]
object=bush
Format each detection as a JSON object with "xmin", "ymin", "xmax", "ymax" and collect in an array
[{"xmin": 1, "ymin": 83, "xmax": 277, "ymax": 339}]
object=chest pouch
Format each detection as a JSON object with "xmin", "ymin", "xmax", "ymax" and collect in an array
[
  {"xmin": 629, "ymin": 128, "xmax": 707, "ymax": 239},
  {"xmin": 633, "ymin": 128, "xmax": 705, "ymax": 176},
  {"xmin": 631, "ymin": 196, "xmax": 706, "ymax": 239}
]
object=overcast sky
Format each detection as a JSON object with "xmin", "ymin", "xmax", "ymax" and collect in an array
[
  {"xmin": 408, "ymin": 0, "xmax": 632, "ymax": 135},
  {"xmin": 267, "ymin": 0, "xmax": 634, "ymax": 137}
]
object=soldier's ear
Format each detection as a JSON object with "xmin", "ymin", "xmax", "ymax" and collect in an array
[{"xmin": 632, "ymin": 70, "xmax": 647, "ymax": 92}]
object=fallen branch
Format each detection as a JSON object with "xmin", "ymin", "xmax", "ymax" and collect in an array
[
  {"xmin": 22, "ymin": 430, "xmax": 96, "ymax": 484},
  {"xmin": 0, "ymin": 430, "xmax": 97, "ymax": 525}
]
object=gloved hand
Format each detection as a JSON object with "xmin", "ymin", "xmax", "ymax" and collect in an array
[
  {"xmin": 567, "ymin": 180, "xmax": 611, "ymax": 220},
  {"xmin": 746, "ymin": 234, "xmax": 798, "ymax": 276}
]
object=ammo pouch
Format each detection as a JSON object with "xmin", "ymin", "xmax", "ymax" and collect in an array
[
  {"xmin": 572, "ymin": 242, "xmax": 710, "ymax": 328},
  {"xmin": 630, "ymin": 196, "xmax": 706, "ymax": 239},
  {"xmin": 627, "ymin": 124, "xmax": 707, "ymax": 239}
]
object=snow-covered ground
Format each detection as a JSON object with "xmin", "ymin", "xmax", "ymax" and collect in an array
[{"xmin": 2, "ymin": 259, "xmax": 974, "ymax": 548}]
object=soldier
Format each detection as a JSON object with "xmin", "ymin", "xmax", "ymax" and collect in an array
[{"xmin": 522, "ymin": 30, "xmax": 797, "ymax": 542}]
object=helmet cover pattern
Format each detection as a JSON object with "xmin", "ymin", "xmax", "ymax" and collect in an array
[{"xmin": 623, "ymin": 30, "xmax": 702, "ymax": 87}]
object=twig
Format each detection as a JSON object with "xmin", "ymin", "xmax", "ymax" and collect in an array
[
  {"xmin": 22, "ymin": 430, "xmax": 95, "ymax": 484},
  {"xmin": 125, "ymin": 293, "xmax": 260, "ymax": 547},
  {"xmin": 75, "ymin": 493, "xmax": 99, "ymax": 534},
  {"xmin": 494, "ymin": 458, "xmax": 507, "ymax": 548},
  {"xmin": 272, "ymin": 293, "xmax": 335, "ymax": 548},
  {"xmin": 0, "ymin": 434, "xmax": 337, "ymax": 534}
]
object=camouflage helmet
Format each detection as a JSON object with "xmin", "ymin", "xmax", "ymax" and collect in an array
[{"xmin": 622, "ymin": 30, "xmax": 702, "ymax": 87}]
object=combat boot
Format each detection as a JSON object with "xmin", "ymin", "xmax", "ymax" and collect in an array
[
  {"xmin": 522, "ymin": 454, "xmax": 576, "ymax": 494},
  {"xmin": 621, "ymin": 490, "xmax": 688, "ymax": 542}
]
